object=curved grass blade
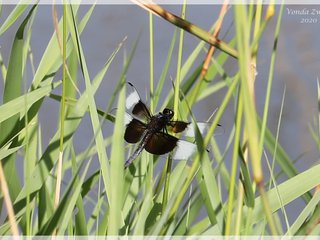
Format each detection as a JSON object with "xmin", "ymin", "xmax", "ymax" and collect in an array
[
  {"xmin": 248, "ymin": 164, "xmax": 320, "ymax": 225},
  {"xmin": 0, "ymin": 81, "xmax": 60, "ymax": 125},
  {"xmin": 0, "ymin": 4, "xmax": 32, "ymax": 36}
]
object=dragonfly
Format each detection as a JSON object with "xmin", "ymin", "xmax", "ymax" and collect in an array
[{"xmin": 124, "ymin": 82, "xmax": 221, "ymax": 168}]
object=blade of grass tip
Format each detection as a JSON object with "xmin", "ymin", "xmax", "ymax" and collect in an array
[
  {"xmin": 161, "ymin": 63, "xmax": 201, "ymax": 113},
  {"xmin": 0, "ymin": 4, "xmax": 29, "ymax": 36},
  {"xmin": 22, "ymin": 6, "xmax": 37, "ymax": 76}
]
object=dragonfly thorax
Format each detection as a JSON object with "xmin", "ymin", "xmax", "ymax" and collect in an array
[{"xmin": 147, "ymin": 108, "xmax": 174, "ymax": 132}]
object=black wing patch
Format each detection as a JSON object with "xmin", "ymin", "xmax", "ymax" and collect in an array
[
  {"xmin": 144, "ymin": 132, "xmax": 178, "ymax": 155},
  {"xmin": 124, "ymin": 118, "xmax": 147, "ymax": 143},
  {"xmin": 132, "ymin": 100, "xmax": 152, "ymax": 120},
  {"xmin": 167, "ymin": 121, "xmax": 190, "ymax": 133}
]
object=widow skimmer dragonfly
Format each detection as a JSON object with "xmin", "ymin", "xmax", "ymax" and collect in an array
[{"xmin": 124, "ymin": 82, "xmax": 219, "ymax": 168}]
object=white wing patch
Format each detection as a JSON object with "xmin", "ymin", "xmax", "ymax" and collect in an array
[
  {"xmin": 184, "ymin": 122, "xmax": 208, "ymax": 138},
  {"xmin": 126, "ymin": 86, "xmax": 140, "ymax": 110},
  {"xmin": 172, "ymin": 140, "xmax": 197, "ymax": 160},
  {"xmin": 124, "ymin": 112, "xmax": 133, "ymax": 125}
]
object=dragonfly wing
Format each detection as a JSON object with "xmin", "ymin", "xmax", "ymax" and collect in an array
[
  {"xmin": 144, "ymin": 132, "xmax": 178, "ymax": 155},
  {"xmin": 124, "ymin": 118, "xmax": 147, "ymax": 143},
  {"xmin": 126, "ymin": 82, "xmax": 152, "ymax": 120},
  {"xmin": 172, "ymin": 140, "xmax": 197, "ymax": 160},
  {"xmin": 167, "ymin": 121, "xmax": 190, "ymax": 133},
  {"xmin": 184, "ymin": 122, "xmax": 224, "ymax": 137}
]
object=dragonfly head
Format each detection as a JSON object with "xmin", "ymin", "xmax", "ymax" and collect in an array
[{"xmin": 162, "ymin": 108, "xmax": 174, "ymax": 120}]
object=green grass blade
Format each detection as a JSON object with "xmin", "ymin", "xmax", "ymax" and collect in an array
[
  {"xmin": 197, "ymin": 157, "xmax": 220, "ymax": 227},
  {"xmin": 0, "ymin": 81, "xmax": 60, "ymax": 125},
  {"xmin": 0, "ymin": 146, "xmax": 23, "ymax": 160},
  {"xmin": 0, "ymin": 6, "xmax": 43, "ymax": 222},
  {"xmin": 0, "ymin": 4, "xmax": 31, "ymax": 36},
  {"xmin": 108, "ymin": 79, "xmax": 126, "ymax": 234},
  {"xmin": 137, "ymin": 3, "xmax": 238, "ymax": 58},
  {"xmin": 225, "ymin": 91, "xmax": 243, "ymax": 235},
  {"xmin": 173, "ymin": 191, "xmax": 203, "ymax": 234},
  {"xmin": 249, "ymin": 164, "xmax": 320, "ymax": 225},
  {"xmin": 71, "ymin": 145, "xmax": 88, "ymax": 235},
  {"xmin": 14, "ymin": 42, "xmax": 120, "ymax": 212},
  {"xmin": 258, "ymin": 3, "xmax": 285, "ymax": 158},
  {"xmin": 0, "ymin": 4, "xmax": 37, "ymax": 144},
  {"xmin": 31, "ymin": 4, "xmax": 90, "ymax": 89},
  {"xmin": 67, "ymin": 4, "xmax": 111, "ymax": 203},
  {"xmin": 133, "ymin": 191, "xmax": 153, "ymax": 235},
  {"xmin": 36, "ymin": 157, "xmax": 92, "ymax": 234}
]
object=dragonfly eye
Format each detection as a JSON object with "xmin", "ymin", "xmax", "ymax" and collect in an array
[{"xmin": 163, "ymin": 108, "xmax": 174, "ymax": 118}]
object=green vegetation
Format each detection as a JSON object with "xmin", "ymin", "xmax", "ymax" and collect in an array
[{"xmin": 0, "ymin": 2, "xmax": 319, "ymax": 236}]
